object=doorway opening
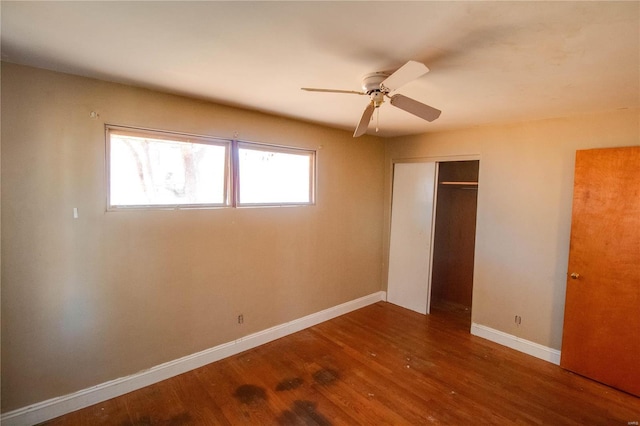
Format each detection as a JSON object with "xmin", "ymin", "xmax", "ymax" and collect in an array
[
  {"xmin": 386, "ymin": 159, "xmax": 479, "ymax": 326},
  {"xmin": 429, "ymin": 160, "xmax": 479, "ymax": 326}
]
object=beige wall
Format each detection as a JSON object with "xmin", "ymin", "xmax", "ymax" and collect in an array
[
  {"xmin": 3, "ymin": 61, "xmax": 638, "ymax": 414},
  {"xmin": 0, "ymin": 63, "xmax": 385, "ymax": 412},
  {"xmin": 384, "ymin": 110, "xmax": 640, "ymax": 351}
]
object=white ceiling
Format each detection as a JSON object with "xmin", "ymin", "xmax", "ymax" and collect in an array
[{"xmin": 2, "ymin": 1, "xmax": 639, "ymax": 137}]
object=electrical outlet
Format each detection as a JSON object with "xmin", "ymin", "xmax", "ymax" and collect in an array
[
  {"xmin": 238, "ymin": 314, "xmax": 244, "ymax": 325},
  {"xmin": 514, "ymin": 315, "xmax": 522, "ymax": 326}
]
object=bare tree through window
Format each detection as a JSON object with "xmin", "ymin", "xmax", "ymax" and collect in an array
[{"xmin": 109, "ymin": 130, "xmax": 228, "ymax": 207}]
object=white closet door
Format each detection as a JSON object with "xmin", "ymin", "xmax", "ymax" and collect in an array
[{"xmin": 387, "ymin": 162, "xmax": 436, "ymax": 315}]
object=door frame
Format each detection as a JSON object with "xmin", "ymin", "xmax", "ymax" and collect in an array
[{"xmin": 385, "ymin": 154, "xmax": 481, "ymax": 317}]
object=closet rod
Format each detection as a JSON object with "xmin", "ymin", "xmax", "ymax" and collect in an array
[{"xmin": 439, "ymin": 181, "xmax": 478, "ymax": 186}]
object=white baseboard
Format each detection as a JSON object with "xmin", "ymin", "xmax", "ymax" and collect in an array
[
  {"xmin": 1, "ymin": 291, "xmax": 386, "ymax": 426},
  {"xmin": 471, "ymin": 322, "xmax": 561, "ymax": 365}
]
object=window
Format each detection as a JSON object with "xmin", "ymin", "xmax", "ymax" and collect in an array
[
  {"xmin": 106, "ymin": 125, "xmax": 315, "ymax": 210},
  {"xmin": 237, "ymin": 142, "xmax": 315, "ymax": 206},
  {"xmin": 107, "ymin": 126, "xmax": 230, "ymax": 209}
]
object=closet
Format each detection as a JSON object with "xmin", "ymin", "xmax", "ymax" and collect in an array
[
  {"xmin": 387, "ymin": 160, "xmax": 479, "ymax": 316},
  {"xmin": 430, "ymin": 161, "xmax": 479, "ymax": 310}
]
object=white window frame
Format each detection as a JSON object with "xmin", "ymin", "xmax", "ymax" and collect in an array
[
  {"xmin": 235, "ymin": 140, "xmax": 316, "ymax": 207},
  {"xmin": 105, "ymin": 125, "xmax": 317, "ymax": 211},
  {"xmin": 106, "ymin": 125, "xmax": 231, "ymax": 210}
]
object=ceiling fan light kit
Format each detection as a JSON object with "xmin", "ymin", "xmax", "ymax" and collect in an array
[{"xmin": 302, "ymin": 60, "xmax": 441, "ymax": 137}]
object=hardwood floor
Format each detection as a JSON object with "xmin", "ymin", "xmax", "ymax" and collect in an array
[{"xmin": 40, "ymin": 302, "xmax": 640, "ymax": 425}]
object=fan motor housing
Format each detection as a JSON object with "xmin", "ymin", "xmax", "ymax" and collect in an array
[{"xmin": 361, "ymin": 72, "xmax": 389, "ymax": 94}]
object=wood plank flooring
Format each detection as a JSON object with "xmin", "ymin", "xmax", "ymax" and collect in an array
[{"xmin": 40, "ymin": 302, "xmax": 640, "ymax": 425}]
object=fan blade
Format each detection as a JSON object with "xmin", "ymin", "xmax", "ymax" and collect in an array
[
  {"xmin": 380, "ymin": 60, "xmax": 429, "ymax": 92},
  {"xmin": 390, "ymin": 94, "xmax": 441, "ymax": 122},
  {"xmin": 353, "ymin": 102, "xmax": 375, "ymax": 137},
  {"xmin": 301, "ymin": 88, "xmax": 366, "ymax": 95}
]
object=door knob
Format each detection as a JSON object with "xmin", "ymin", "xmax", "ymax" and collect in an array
[{"xmin": 570, "ymin": 272, "xmax": 580, "ymax": 280}]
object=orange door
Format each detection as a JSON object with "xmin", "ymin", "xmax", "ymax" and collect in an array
[{"xmin": 560, "ymin": 146, "xmax": 640, "ymax": 396}]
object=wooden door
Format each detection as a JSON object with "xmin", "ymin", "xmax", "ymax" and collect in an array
[
  {"xmin": 560, "ymin": 146, "xmax": 640, "ymax": 396},
  {"xmin": 387, "ymin": 162, "xmax": 436, "ymax": 315}
]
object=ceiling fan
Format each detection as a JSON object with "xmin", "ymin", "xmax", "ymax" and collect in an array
[{"xmin": 302, "ymin": 60, "xmax": 441, "ymax": 137}]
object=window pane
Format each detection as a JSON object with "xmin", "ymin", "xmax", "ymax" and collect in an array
[
  {"xmin": 109, "ymin": 132, "xmax": 228, "ymax": 207},
  {"xmin": 238, "ymin": 145, "xmax": 314, "ymax": 205}
]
